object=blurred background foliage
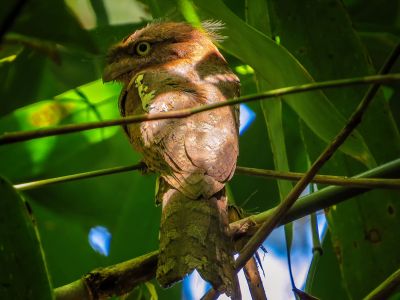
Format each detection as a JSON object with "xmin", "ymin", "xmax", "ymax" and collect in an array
[{"xmin": 1, "ymin": 0, "xmax": 400, "ymax": 299}]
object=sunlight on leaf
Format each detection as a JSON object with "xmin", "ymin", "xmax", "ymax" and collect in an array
[
  {"xmin": 13, "ymin": 102, "xmax": 73, "ymax": 173},
  {"xmin": 0, "ymin": 54, "xmax": 18, "ymax": 65},
  {"xmin": 235, "ymin": 64, "xmax": 255, "ymax": 75},
  {"xmin": 178, "ymin": 0, "xmax": 201, "ymax": 27},
  {"xmin": 0, "ymin": 44, "xmax": 23, "ymax": 66},
  {"xmin": 65, "ymin": 0, "xmax": 97, "ymax": 29},
  {"xmin": 55, "ymin": 79, "xmax": 121, "ymax": 142},
  {"xmin": 103, "ymin": 0, "xmax": 151, "ymax": 25}
]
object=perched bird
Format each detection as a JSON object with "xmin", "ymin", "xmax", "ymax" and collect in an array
[{"xmin": 103, "ymin": 21, "xmax": 240, "ymax": 298}]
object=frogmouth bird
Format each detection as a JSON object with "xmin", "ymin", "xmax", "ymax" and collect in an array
[{"xmin": 103, "ymin": 21, "xmax": 240, "ymax": 298}]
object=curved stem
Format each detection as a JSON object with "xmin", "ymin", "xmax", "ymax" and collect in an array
[
  {"xmin": 1, "ymin": 73, "xmax": 400, "ymax": 145},
  {"xmin": 13, "ymin": 161, "xmax": 400, "ymax": 191}
]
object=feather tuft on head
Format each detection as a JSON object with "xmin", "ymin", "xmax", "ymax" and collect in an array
[{"xmin": 201, "ymin": 20, "xmax": 226, "ymax": 42}]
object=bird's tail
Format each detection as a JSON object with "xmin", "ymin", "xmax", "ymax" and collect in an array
[{"xmin": 156, "ymin": 185, "xmax": 240, "ymax": 299}]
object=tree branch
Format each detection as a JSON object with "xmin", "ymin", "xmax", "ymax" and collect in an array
[
  {"xmin": 1, "ymin": 73, "xmax": 400, "ymax": 146},
  {"xmin": 13, "ymin": 161, "xmax": 400, "ymax": 191},
  {"xmin": 54, "ymin": 251, "xmax": 158, "ymax": 300},
  {"xmin": 54, "ymin": 158, "xmax": 400, "ymax": 300}
]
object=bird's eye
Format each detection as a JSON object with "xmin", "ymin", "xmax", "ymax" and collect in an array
[{"xmin": 136, "ymin": 42, "xmax": 151, "ymax": 56}]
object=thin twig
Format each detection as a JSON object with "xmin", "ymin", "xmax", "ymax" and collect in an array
[
  {"xmin": 54, "ymin": 158, "xmax": 400, "ymax": 300},
  {"xmin": 13, "ymin": 163, "xmax": 400, "ymax": 191},
  {"xmin": 234, "ymin": 42, "xmax": 400, "ymax": 270},
  {"xmin": 13, "ymin": 163, "xmax": 146, "ymax": 190},
  {"xmin": 235, "ymin": 167, "xmax": 400, "ymax": 190},
  {"xmin": 1, "ymin": 73, "xmax": 400, "ymax": 145}
]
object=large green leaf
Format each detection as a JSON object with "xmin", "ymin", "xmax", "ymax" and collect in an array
[
  {"xmin": 265, "ymin": 1, "xmax": 400, "ymax": 299},
  {"xmin": 227, "ymin": 55, "xmax": 280, "ymax": 211},
  {"xmin": 359, "ymin": 31, "xmax": 400, "ymax": 130},
  {"xmin": 245, "ymin": 0, "xmax": 295, "ymax": 285},
  {"xmin": 0, "ymin": 177, "xmax": 53, "ymax": 300},
  {"xmin": 0, "ymin": 79, "xmax": 121, "ymax": 181},
  {"xmin": 302, "ymin": 123, "xmax": 400, "ymax": 299},
  {"xmin": 245, "ymin": 0, "xmax": 293, "ymax": 202},
  {"xmin": 265, "ymin": 0, "xmax": 400, "ymax": 164},
  {"xmin": 343, "ymin": 0, "xmax": 400, "ymax": 35},
  {"xmin": 190, "ymin": 0, "xmax": 375, "ymax": 168}
]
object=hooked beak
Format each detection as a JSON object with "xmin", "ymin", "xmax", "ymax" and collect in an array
[{"xmin": 102, "ymin": 60, "xmax": 135, "ymax": 82}]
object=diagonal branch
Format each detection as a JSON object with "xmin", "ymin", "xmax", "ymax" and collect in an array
[
  {"xmin": 54, "ymin": 158, "xmax": 400, "ymax": 300},
  {"xmin": 13, "ymin": 162, "xmax": 400, "ymax": 191},
  {"xmin": 1, "ymin": 73, "xmax": 400, "ymax": 145},
  {"xmin": 234, "ymin": 42, "xmax": 400, "ymax": 270}
]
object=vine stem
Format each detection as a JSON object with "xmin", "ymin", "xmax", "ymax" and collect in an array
[
  {"xmin": 13, "ymin": 163, "xmax": 400, "ymax": 191},
  {"xmin": 1, "ymin": 73, "xmax": 400, "ymax": 145}
]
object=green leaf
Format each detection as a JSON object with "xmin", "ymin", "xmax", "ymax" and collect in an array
[
  {"xmin": 0, "ymin": 79, "xmax": 121, "ymax": 180},
  {"xmin": 301, "ymin": 120, "xmax": 400, "ymax": 300},
  {"xmin": 190, "ymin": 0, "xmax": 375, "ymax": 168},
  {"xmin": 0, "ymin": 177, "xmax": 53, "ymax": 300},
  {"xmin": 264, "ymin": 0, "xmax": 400, "ymax": 165},
  {"xmin": 246, "ymin": 0, "xmax": 295, "ymax": 287},
  {"xmin": 264, "ymin": 1, "xmax": 400, "ymax": 298},
  {"xmin": 308, "ymin": 231, "xmax": 349, "ymax": 300},
  {"xmin": 11, "ymin": 0, "xmax": 97, "ymax": 53},
  {"xmin": 0, "ymin": 45, "xmax": 101, "ymax": 117},
  {"xmin": 343, "ymin": 0, "xmax": 400, "ymax": 36},
  {"xmin": 178, "ymin": 0, "xmax": 201, "ymax": 27},
  {"xmin": 244, "ymin": 0, "xmax": 271, "ymax": 35},
  {"xmin": 0, "ymin": 48, "xmax": 47, "ymax": 117},
  {"xmin": 142, "ymin": 0, "xmax": 177, "ymax": 19}
]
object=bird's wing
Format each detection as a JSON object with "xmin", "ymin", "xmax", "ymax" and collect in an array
[{"xmin": 122, "ymin": 70, "xmax": 239, "ymax": 198}]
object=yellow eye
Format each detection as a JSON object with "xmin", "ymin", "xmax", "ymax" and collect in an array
[{"xmin": 136, "ymin": 41, "xmax": 151, "ymax": 56}]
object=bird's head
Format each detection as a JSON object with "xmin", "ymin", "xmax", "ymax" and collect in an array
[{"xmin": 103, "ymin": 21, "xmax": 225, "ymax": 84}]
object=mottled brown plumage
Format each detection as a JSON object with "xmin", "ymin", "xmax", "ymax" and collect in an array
[{"xmin": 103, "ymin": 22, "xmax": 240, "ymax": 298}]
